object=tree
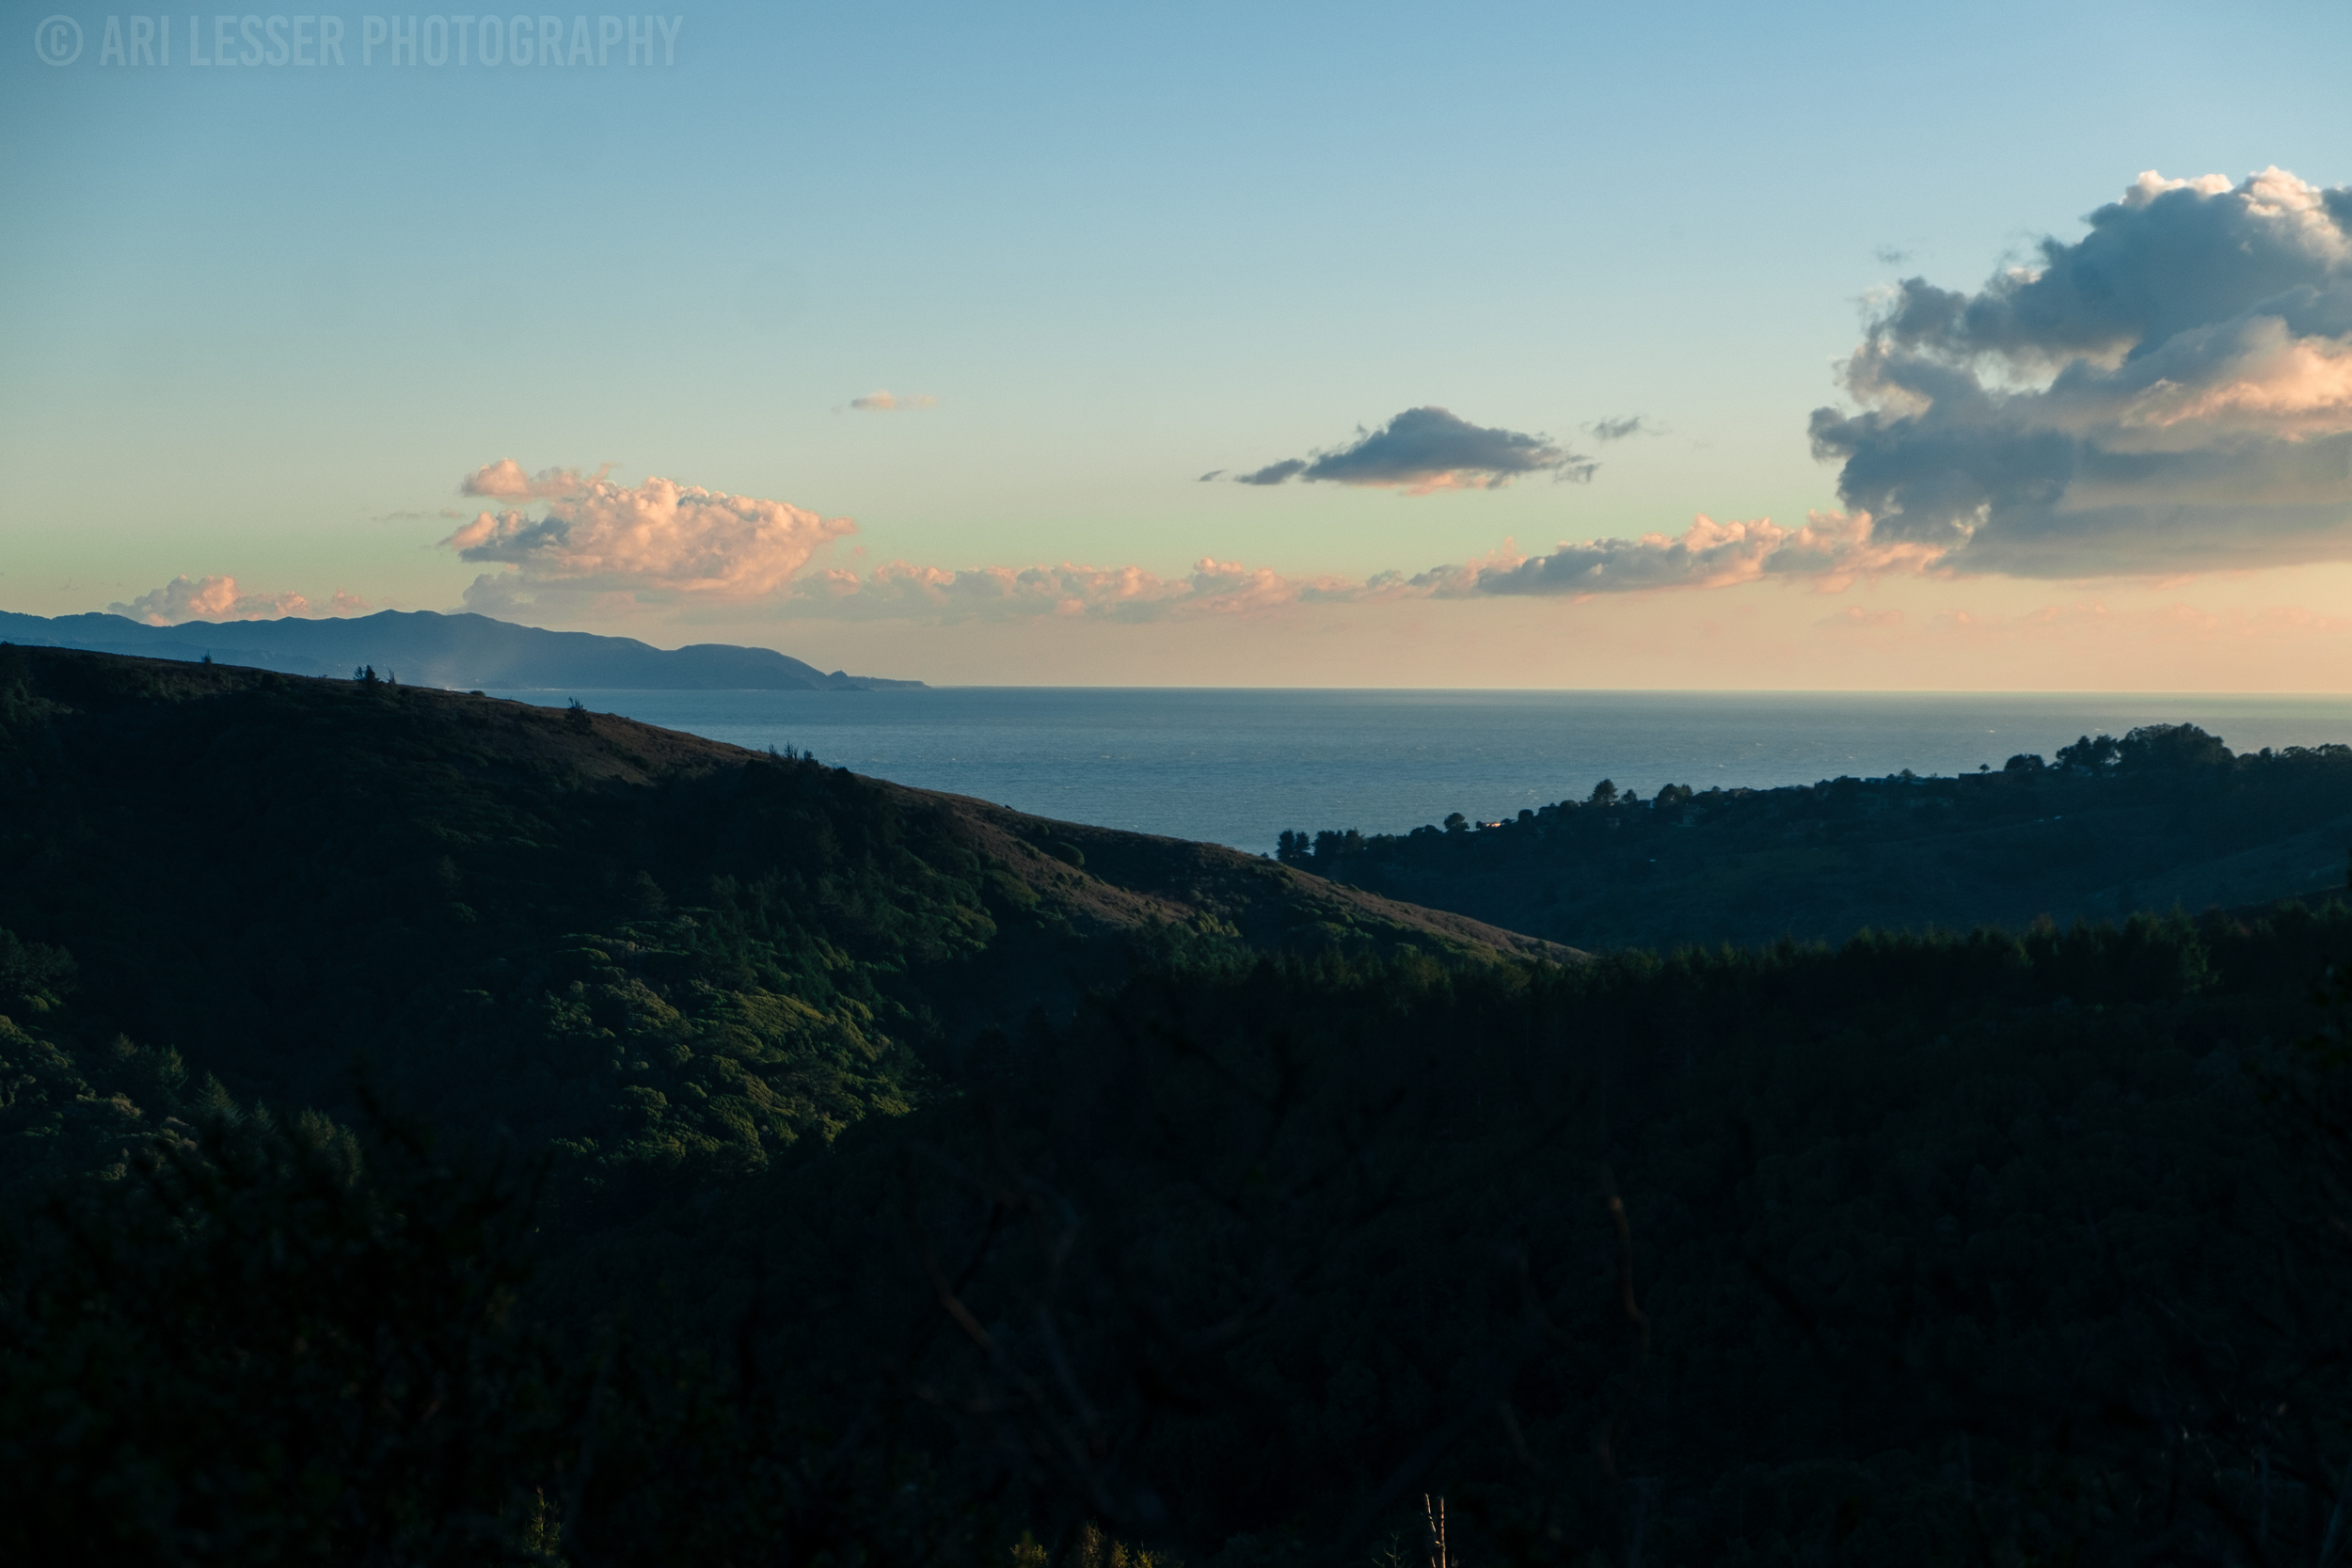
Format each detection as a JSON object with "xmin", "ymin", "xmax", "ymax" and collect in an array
[
  {"xmin": 2118, "ymin": 721, "xmax": 2231, "ymax": 771},
  {"xmin": 1311, "ymin": 829, "xmax": 1363, "ymax": 863},
  {"xmin": 0, "ymin": 1102, "xmax": 569, "ymax": 1563},
  {"xmin": 2055, "ymin": 733, "xmax": 2121, "ymax": 771}
]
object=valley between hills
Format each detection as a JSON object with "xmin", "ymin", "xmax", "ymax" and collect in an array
[{"xmin": 7, "ymin": 642, "xmax": 2352, "ymax": 1567}]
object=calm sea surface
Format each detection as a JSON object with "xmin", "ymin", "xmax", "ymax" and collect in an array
[{"xmin": 487, "ymin": 689, "xmax": 2352, "ymax": 855}]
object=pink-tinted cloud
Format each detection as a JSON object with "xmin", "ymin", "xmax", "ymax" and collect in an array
[
  {"xmin": 443, "ymin": 469, "xmax": 858, "ymax": 613},
  {"xmin": 772, "ymin": 513, "xmax": 1941, "ymax": 624},
  {"xmin": 1810, "ymin": 166, "xmax": 2352, "ymax": 578},
  {"xmin": 849, "ymin": 390, "xmax": 939, "ymax": 412},
  {"xmin": 460, "ymin": 459, "xmax": 613, "ymax": 501},
  {"xmin": 436, "ymin": 458, "xmax": 1950, "ymax": 629},
  {"xmin": 1413, "ymin": 511, "xmax": 1943, "ymax": 598},
  {"xmin": 783, "ymin": 557, "xmax": 1364, "ymax": 623},
  {"xmin": 106, "ymin": 575, "xmax": 372, "ymax": 625}
]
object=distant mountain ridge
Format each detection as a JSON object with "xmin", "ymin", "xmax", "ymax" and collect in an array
[{"xmin": 0, "ymin": 608, "xmax": 923, "ymax": 690}]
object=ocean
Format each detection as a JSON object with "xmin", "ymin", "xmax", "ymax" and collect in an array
[{"xmin": 487, "ymin": 688, "xmax": 2352, "ymax": 855}]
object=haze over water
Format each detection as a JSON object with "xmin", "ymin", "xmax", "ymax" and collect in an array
[{"xmin": 492, "ymin": 689, "xmax": 2352, "ymax": 855}]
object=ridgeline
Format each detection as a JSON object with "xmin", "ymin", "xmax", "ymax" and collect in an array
[
  {"xmin": 1277, "ymin": 723, "xmax": 2352, "ymax": 949},
  {"xmin": 0, "ymin": 644, "xmax": 1557, "ymax": 1194},
  {"xmin": 0, "ymin": 606, "xmax": 928, "ymax": 689},
  {"xmin": 5, "ymin": 645, "xmax": 2352, "ymax": 1567}
]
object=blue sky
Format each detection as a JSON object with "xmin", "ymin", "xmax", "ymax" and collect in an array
[{"xmin": 7, "ymin": 0, "xmax": 2352, "ymax": 686}]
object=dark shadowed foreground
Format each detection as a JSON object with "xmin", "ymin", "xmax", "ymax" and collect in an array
[{"xmin": 4, "ymin": 644, "xmax": 2351, "ymax": 1565}]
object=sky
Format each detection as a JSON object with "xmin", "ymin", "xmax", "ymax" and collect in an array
[{"xmin": 6, "ymin": 0, "xmax": 2352, "ymax": 688}]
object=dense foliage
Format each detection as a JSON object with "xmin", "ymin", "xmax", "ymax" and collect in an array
[
  {"xmin": 1274, "ymin": 723, "xmax": 2352, "ymax": 950},
  {"xmin": 0, "ymin": 643, "xmax": 1010, "ymax": 1187},
  {"xmin": 6, "ymin": 647, "xmax": 2352, "ymax": 1565},
  {"xmin": 697, "ymin": 908, "xmax": 2352, "ymax": 1566}
]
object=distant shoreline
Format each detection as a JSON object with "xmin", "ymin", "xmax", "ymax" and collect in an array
[{"xmin": 0, "ymin": 608, "xmax": 924, "ymax": 691}]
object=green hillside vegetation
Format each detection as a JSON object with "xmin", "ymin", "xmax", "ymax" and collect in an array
[
  {"xmin": 0, "ymin": 644, "xmax": 1556, "ymax": 1198},
  {"xmin": 1275, "ymin": 724, "xmax": 2352, "ymax": 950},
  {"xmin": 5, "ymin": 645, "xmax": 2352, "ymax": 1566}
]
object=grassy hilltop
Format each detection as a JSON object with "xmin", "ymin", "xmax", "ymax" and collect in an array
[{"xmin": 6, "ymin": 645, "xmax": 2352, "ymax": 1567}]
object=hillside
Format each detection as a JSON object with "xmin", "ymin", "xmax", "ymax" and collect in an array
[
  {"xmin": 0, "ymin": 643, "xmax": 1563, "ymax": 1193},
  {"xmin": 0, "ymin": 606, "xmax": 925, "ymax": 689},
  {"xmin": 1278, "ymin": 724, "xmax": 2352, "ymax": 949},
  {"xmin": 8, "ymin": 645, "xmax": 2352, "ymax": 1567}
]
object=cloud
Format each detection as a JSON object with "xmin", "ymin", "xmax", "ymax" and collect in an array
[
  {"xmin": 850, "ymin": 390, "xmax": 938, "ymax": 412},
  {"xmin": 1809, "ymin": 166, "xmax": 2352, "ymax": 578},
  {"xmin": 108, "ymin": 577, "xmax": 370, "ymax": 625},
  {"xmin": 1582, "ymin": 415, "xmax": 1651, "ymax": 443},
  {"xmin": 775, "ymin": 511, "xmax": 1939, "ymax": 624},
  {"xmin": 427, "ymin": 441, "xmax": 1943, "ymax": 630},
  {"xmin": 1874, "ymin": 245, "xmax": 1913, "ymax": 265},
  {"xmin": 1234, "ymin": 458, "xmax": 1309, "ymax": 486},
  {"xmin": 461, "ymin": 459, "xmax": 612, "ymax": 501},
  {"xmin": 441, "ymin": 462, "xmax": 1383, "ymax": 625},
  {"xmin": 442, "ymin": 470, "xmax": 857, "ymax": 614},
  {"xmin": 783, "ymin": 557, "xmax": 1367, "ymax": 623},
  {"xmin": 1226, "ymin": 406, "xmax": 1597, "ymax": 493},
  {"xmin": 1428, "ymin": 510, "xmax": 1942, "ymax": 598},
  {"xmin": 429, "ymin": 455, "xmax": 1943, "ymax": 626}
]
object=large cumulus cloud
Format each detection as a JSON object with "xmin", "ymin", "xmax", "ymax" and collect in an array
[
  {"xmin": 1810, "ymin": 166, "xmax": 2352, "ymax": 577},
  {"xmin": 443, "ymin": 467, "xmax": 856, "ymax": 613},
  {"xmin": 1227, "ymin": 406, "xmax": 1597, "ymax": 492}
]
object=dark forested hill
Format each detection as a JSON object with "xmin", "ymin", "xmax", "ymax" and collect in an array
[
  {"xmin": 0, "ymin": 643, "xmax": 1556, "ymax": 1194},
  {"xmin": 1276, "ymin": 724, "xmax": 2352, "ymax": 950},
  {"xmin": 7, "ymin": 647, "xmax": 2352, "ymax": 1568},
  {"xmin": 0, "ymin": 606, "xmax": 926, "ymax": 689}
]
